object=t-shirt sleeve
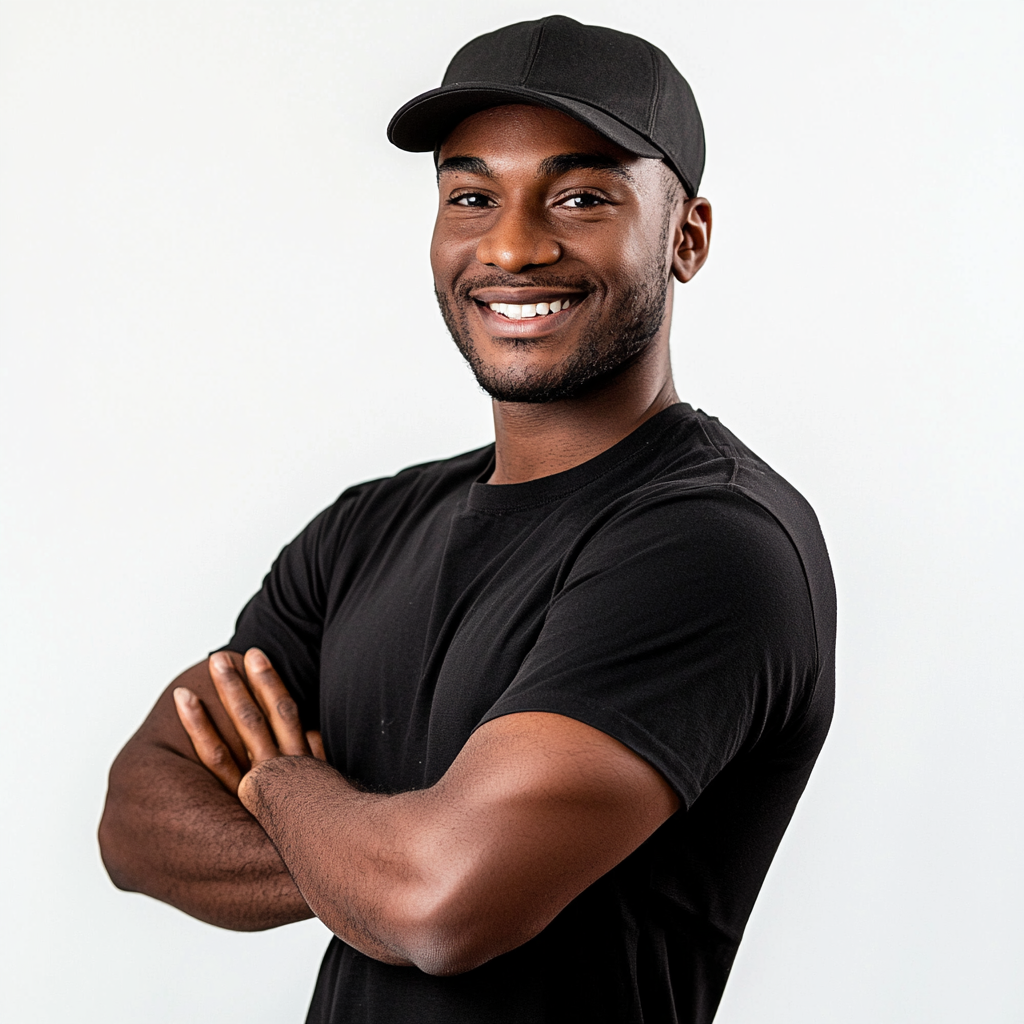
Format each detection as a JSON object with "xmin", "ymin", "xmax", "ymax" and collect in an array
[
  {"xmin": 222, "ymin": 493, "xmax": 357, "ymax": 729},
  {"xmin": 478, "ymin": 490, "xmax": 821, "ymax": 808}
]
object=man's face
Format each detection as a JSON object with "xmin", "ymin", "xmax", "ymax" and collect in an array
[{"xmin": 431, "ymin": 105, "xmax": 681, "ymax": 403}]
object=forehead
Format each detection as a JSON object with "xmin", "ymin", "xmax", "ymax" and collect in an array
[{"xmin": 438, "ymin": 104, "xmax": 642, "ymax": 172}]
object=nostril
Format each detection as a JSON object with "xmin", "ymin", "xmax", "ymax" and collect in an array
[{"xmin": 476, "ymin": 230, "xmax": 560, "ymax": 274}]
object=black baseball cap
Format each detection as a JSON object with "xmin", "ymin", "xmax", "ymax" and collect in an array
[{"xmin": 388, "ymin": 15, "xmax": 705, "ymax": 197}]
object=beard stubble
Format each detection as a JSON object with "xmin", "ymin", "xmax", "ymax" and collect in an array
[{"xmin": 435, "ymin": 250, "xmax": 671, "ymax": 404}]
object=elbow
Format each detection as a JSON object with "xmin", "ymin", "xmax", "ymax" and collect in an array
[
  {"xmin": 391, "ymin": 886, "xmax": 539, "ymax": 977},
  {"xmin": 398, "ymin": 933, "xmax": 485, "ymax": 978},
  {"xmin": 97, "ymin": 809, "xmax": 139, "ymax": 893},
  {"xmin": 412, "ymin": 947, "xmax": 490, "ymax": 978},
  {"xmin": 314, "ymin": 882, "xmax": 505, "ymax": 976},
  {"xmin": 98, "ymin": 780, "xmax": 153, "ymax": 896},
  {"xmin": 308, "ymin": 843, "xmax": 551, "ymax": 976},
  {"xmin": 405, "ymin": 928, "xmax": 481, "ymax": 978},
  {"xmin": 405, "ymin": 923, "xmax": 529, "ymax": 978},
  {"xmin": 98, "ymin": 756, "xmax": 148, "ymax": 894}
]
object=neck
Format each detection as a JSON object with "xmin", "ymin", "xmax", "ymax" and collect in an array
[{"xmin": 488, "ymin": 339, "xmax": 679, "ymax": 486}]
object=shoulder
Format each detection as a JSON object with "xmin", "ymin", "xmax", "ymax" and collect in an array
[
  {"xmin": 576, "ymin": 487, "xmax": 818, "ymax": 640},
  {"xmin": 572, "ymin": 407, "xmax": 836, "ymax": 666},
  {"xmin": 308, "ymin": 442, "xmax": 494, "ymax": 538},
  {"xmin": 633, "ymin": 406, "xmax": 835, "ymax": 616}
]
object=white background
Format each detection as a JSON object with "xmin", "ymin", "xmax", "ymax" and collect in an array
[{"xmin": 2, "ymin": 2, "xmax": 1021, "ymax": 1021}]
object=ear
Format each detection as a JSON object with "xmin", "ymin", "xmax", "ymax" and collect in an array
[{"xmin": 671, "ymin": 198, "xmax": 712, "ymax": 283}]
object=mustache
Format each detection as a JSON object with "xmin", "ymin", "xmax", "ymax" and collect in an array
[{"xmin": 453, "ymin": 272, "xmax": 594, "ymax": 301}]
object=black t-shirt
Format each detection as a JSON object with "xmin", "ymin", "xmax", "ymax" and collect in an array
[{"xmin": 227, "ymin": 403, "xmax": 836, "ymax": 1024}]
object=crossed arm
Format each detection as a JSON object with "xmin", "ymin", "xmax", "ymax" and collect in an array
[{"xmin": 99, "ymin": 649, "xmax": 678, "ymax": 975}]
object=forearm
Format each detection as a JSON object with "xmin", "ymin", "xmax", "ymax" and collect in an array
[
  {"xmin": 239, "ymin": 748, "xmax": 564, "ymax": 975},
  {"xmin": 187, "ymin": 656, "xmax": 677, "ymax": 974},
  {"xmin": 100, "ymin": 741, "xmax": 312, "ymax": 930},
  {"xmin": 240, "ymin": 756, "xmax": 424, "ymax": 963},
  {"xmin": 99, "ymin": 655, "xmax": 316, "ymax": 931}
]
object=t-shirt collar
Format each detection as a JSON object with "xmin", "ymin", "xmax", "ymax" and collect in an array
[{"xmin": 466, "ymin": 402, "xmax": 694, "ymax": 514}]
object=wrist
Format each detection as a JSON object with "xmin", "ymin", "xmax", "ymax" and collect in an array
[
  {"xmin": 239, "ymin": 754, "xmax": 306, "ymax": 814},
  {"xmin": 238, "ymin": 754, "xmax": 336, "ymax": 819}
]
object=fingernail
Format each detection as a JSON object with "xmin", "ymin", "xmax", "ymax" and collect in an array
[
  {"xmin": 173, "ymin": 687, "xmax": 193, "ymax": 706},
  {"xmin": 247, "ymin": 648, "xmax": 269, "ymax": 670},
  {"xmin": 210, "ymin": 652, "xmax": 232, "ymax": 673}
]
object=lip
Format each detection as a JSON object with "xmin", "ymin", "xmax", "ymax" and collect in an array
[
  {"xmin": 469, "ymin": 286, "xmax": 587, "ymax": 305},
  {"xmin": 471, "ymin": 294, "xmax": 585, "ymax": 338}
]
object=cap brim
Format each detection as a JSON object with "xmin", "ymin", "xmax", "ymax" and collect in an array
[{"xmin": 387, "ymin": 83, "xmax": 664, "ymax": 161}]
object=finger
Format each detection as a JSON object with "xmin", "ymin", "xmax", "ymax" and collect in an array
[
  {"xmin": 243, "ymin": 648, "xmax": 311, "ymax": 757},
  {"xmin": 173, "ymin": 687, "xmax": 244, "ymax": 793},
  {"xmin": 306, "ymin": 730, "xmax": 326, "ymax": 761},
  {"xmin": 208, "ymin": 651, "xmax": 280, "ymax": 763}
]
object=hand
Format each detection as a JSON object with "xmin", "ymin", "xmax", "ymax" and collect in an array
[{"xmin": 173, "ymin": 649, "xmax": 325, "ymax": 798}]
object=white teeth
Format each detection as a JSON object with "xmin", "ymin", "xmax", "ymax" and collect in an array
[{"xmin": 486, "ymin": 297, "xmax": 574, "ymax": 319}]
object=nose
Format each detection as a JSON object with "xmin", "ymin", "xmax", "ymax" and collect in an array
[{"xmin": 475, "ymin": 205, "xmax": 561, "ymax": 274}]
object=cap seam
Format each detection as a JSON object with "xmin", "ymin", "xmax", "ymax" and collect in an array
[
  {"xmin": 520, "ymin": 19, "xmax": 547, "ymax": 85},
  {"xmin": 646, "ymin": 43, "xmax": 661, "ymax": 137},
  {"xmin": 503, "ymin": 82, "xmax": 666, "ymax": 146}
]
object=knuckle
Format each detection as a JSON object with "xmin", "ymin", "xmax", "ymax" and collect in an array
[
  {"xmin": 237, "ymin": 703, "xmax": 265, "ymax": 729},
  {"xmin": 275, "ymin": 697, "xmax": 300, "ymax": 725},
  {"xmin": 207, "ymin": 745, "xmax": 235, "ymax": 769}
]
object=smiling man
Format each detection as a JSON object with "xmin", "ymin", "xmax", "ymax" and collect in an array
[{"xmin": 99, "ymin": 16, "xmax": 835, "ymax": 1024}]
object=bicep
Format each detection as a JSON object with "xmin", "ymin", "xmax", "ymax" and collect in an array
[{"xmin": 418, "ymin": 711, "xmax": 678, "ymax": 968}]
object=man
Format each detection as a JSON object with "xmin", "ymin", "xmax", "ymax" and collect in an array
[{"xmin": 100, "ymin": 15, "xmax": 835, "ymax": 1024}]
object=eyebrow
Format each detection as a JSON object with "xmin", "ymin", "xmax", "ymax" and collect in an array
[
  {"xmin": 537, "ymin": 152, "xmax": 633, "ymax": 180},
  {"xmin": 437, "ymin": 156, "xmax": 491, "ymax": 180},
  {"xmin": 436, "ymin": 152, "xmax": 633, "ymax": 183}
]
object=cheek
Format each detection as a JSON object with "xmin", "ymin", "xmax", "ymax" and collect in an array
[
  {"xmin": 429, "ymin": 218, "xmax": 448, "ymax": 283},
  {"xmin": 429, "ymin": 218, "xmax": 477, "ymax": 287},
  {"xmin": 561, "ymin": 213, "xmax": 655, "ymax": 274},
  {"xmin": 569, "ymin": 233, "xmax": 648, "ymax": 287},
  {"xmin": 600, "ymin": 224, "xmax": 666, "ymax": 285}
]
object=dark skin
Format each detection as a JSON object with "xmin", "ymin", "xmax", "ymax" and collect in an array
[
  {"xmin": 99, "ymin": 652, "xmax": 318, "ymax": 931},
  {"xmin": 431, "ymin": 104, "xmax": 710, "ymax": 483},
  {"xmin": 98, "ymin": 104, "xmax": 712, "ymax": 974}
]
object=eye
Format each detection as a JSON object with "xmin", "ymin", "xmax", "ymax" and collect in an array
[
  {"xmin": 451, "ymin": 192, "xmax": 494, "ymax": 208},
  {"xmin": 559, "ymin": 193, "xmax": 607, "ymax": 209}
]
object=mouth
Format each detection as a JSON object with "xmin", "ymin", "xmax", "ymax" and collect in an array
[
  {"xmin": 480, "ymin": 297, "xmax": 573, "ymax": 321},
  {"xmin": 468, "ymin": 288, "xmax": 587, "ymax": 333}
]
